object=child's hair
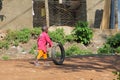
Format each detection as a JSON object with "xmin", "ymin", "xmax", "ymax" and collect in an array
[{"xmin": 42, "ymin": 26, "xmax": 48, "ymax": 32}]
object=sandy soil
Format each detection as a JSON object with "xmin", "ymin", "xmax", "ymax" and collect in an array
[{"xmin": 0, "ymin": 55, "xmax": 119, "ymax": 80}]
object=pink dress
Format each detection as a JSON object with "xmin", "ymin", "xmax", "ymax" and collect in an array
[{"xmin": 37, "ymin": 32, "xmax": 52, "ymax": 53}]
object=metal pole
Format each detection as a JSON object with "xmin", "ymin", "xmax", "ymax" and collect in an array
[
  {"xmin": 110, "ymin": 0, "xmax": 115, "ymax": 29},
  {"xmin": 118, "ymin": 0, "xmax": 120, "ymax": 29}
]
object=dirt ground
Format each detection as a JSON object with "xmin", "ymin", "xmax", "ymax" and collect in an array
[{"xmin": 0, "ymin": 55, "xmax": 120, "ymax": 80}]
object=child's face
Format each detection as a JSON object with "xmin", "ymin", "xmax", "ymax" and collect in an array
[{"xmin": 45, "ymin": 27, "xmax": 48, "ymax": 33}]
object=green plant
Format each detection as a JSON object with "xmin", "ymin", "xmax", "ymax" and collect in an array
[
  {"xmin": 98, "ymin": 33, "xmax": 120, "ymax": 54},
  {"xmin": 115, "ymin": 47, "xmax": 120, "ymax": 54},
  {"xmin": 66, "ymin": 45, "xmax": 92, "ymax": 56},
  {"xmin": 65, "ymin": 34, "xmax": 75, "ymax": 42},
  {"xmin": 3, "ymin": 28, "xmax": 31, "ymax": 49},
  {"xmin": 31, "ymin": 27, "xmax": 42, "ymax": 38},
  {"xmin": 66, "ymin": 45, "xmax": 80, "ymax": 56},
  {"xmin": 97, "ymin": 44, "xmax": 114, "ymax": 54},
  {"xmin": 72, "ymin": 21, "xmax": 93, "ymax": 45},
  {"xmin": 13, "ymin": 40, "xmax": 19, "ymax": 46},
  {"xmin": 2, "ymin": 55, "xmax": 10, "ymax": 60},
  {"xmin": 1, "ymin": 28, "xmax": 41, "ymax": 50},
  {"xmin": 16, "ymin": 28, "xmax": 31, "ymax": 43},
  {"xmin": 55, "ymin": 52, "xmax": 61, "ymax": 57},
  {"xmin": 107, "ymin": 33, "xmax": 120, "ymax": 48},
  {"xmin": 5, "ymin": 30, "xmax": 18, "ymax": 42},
  {"xmin": 0, "ymin": 40, "xmax": 9, "ymax": 49},
  {"xmin": 6, "ymin": 28, "xmax": 31, "ymax": 44},
  {"xmin": 49, "ymin": 28, "xmax": 66, "ymax": 44},
  {"xmin": 29, "ymin": 44, "xmax": 37, "ymax": 54},
  {"xmin": 113, "ymin": 71, "xmax": 120, "ymax": 80}
]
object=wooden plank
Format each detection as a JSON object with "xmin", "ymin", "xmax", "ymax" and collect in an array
[
  {"xmin": 45, "ymin": 0, "xmax": 50, "ymax": 27},
  {"xmin": 100, "ymin": 0, "xmax": 111, "ymax": 29}
]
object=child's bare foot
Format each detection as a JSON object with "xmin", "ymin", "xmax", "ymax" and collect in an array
[{"xmin": 34, "ymin": 62, "xmax": 40, "ymax": 66}]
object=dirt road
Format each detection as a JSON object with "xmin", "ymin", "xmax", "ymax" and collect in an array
[{"xmin": 0, "ymin": 55, "xmax": 119, "ymax": 80}]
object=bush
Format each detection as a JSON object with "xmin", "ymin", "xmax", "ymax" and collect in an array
[
  {"xmin": 65, "ymin": 34, "xmax": 75, "ymax": 42},
  {"xmin": 49, "ymin": 28, "xmax": 66, "ymax": 44},
  {"xmin": 107, "ymin": 33, "xmax": 120, "ymax": 48},
  {"xmin": 97, "ymin": 44, "xmax": 115, "ymax": 54},
  {"xmin": 72, "ymin": 21, "xmax": 93, "ymax": 45},
  {"xmin": 1, "ymin": 28, "xmax": 41, "ymax": 49},
  {"xmin": 115, "ymin": 47, "xmax": 120, "ymax": 54},
  {"xmin": 0, "ymin": 40, "xmax": 9, "ymax": 49},
  {"xmin": 5, "ymin": 30, "xmax": 18, "ymax": 42},
  {"xmin": 16, "ymin": 28, "xmax": 31, "ymax": 43},
  {"xmin": 6, "ymin": 28, "xmax": 31, "ymax": 44},
  {"xmin": 98, "ymin": 33, "xmax": 120, "ymax": 54},
  {"xmin": 66, "ymin": 45, "xmax": 80, "ymax": 56},
  {"xmin": 31, "ymin": 27, "xmax": 42, "ymax": 38}
]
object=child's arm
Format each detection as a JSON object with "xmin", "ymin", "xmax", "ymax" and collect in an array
[{"xmin": 45, "ymin": 34, "xmax": 52, "ymax": 47}]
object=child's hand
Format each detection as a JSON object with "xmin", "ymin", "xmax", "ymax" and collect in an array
[{"xmin": 49, "ymin": 44, "xmax": 52, "ymax": 47}]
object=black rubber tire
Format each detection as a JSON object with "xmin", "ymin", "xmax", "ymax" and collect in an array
[{"xmin": 51, "ymin": 42, "xmax": 65, "ymax": 65}]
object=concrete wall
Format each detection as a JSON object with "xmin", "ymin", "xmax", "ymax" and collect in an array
[
  {"xmin": 87, "ymin": 0, "xmax": 104, "ymax": 28},
  {"xmin": 0, "ymin": 0, "xmax": 105, "ymax": 30},
  {"xmin": 0, "ymin": 0, "xmax": 33, "ymax": 30}
]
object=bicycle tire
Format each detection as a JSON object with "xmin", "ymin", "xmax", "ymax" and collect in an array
[{"xmin": 51, "ymin": 42, "xmax": 65, "ymax": 65}]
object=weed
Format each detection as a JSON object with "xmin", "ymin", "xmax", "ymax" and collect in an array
[
  {"xmin": 113, "ymin": 71, "xmax": 120, "ymax": 80},
  {"xmin": 2, "ymin": 55, "xmax": 10, "ymax": 60},
  {"xmin": 0, "ymin": 40, "xmax": 9, "ymax": 49},
  {"xmin": 66, "ymin": 45, "xmax": 92, "ymax": 56},
  {"xmin": 29, "ymin": 44, "xmax": 37, "ymax": 54},
  {"xmin": 49, "ymin": 28, "xmax": 66, "ymax": 44}
]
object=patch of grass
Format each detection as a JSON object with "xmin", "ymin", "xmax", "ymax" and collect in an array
[
  {"xmin": 97, "ymin": 44, "xmax": 114, "ymax": 54},
  {"xmin": 2, "ymin": 28, "xmax": 41, "ymax": 49},
  {"xmin": 2, "ymin": 55, "xmax": 10, "ymax": 60},
  {"xmin": 66, "ymin": 45, "xmax": 92, "ymax": 57},
  {"xmin": 0, "ymin": 40, "xmax": 9, "ymax": 49},
  {"xmin": 29, "ymin": 44, "xmax": 37, "ymax": 54},
  {"xmin": 16, "ymin": 28, "xmax": 31, "ymax": 43}
]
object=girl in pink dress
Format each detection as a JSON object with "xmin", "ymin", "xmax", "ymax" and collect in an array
[{"xmin": 34, "ymin": 26, "xmax": 52, "ymax": 66}]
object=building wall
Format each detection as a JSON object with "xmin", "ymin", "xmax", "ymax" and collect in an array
[
  {"xmin": 87, "ymin": 0, "xmax": 104, "ymax": 28},
  {"xmin": 0, "ymin": 0, "xmax": 105, "ymax": 30},
  {"xmin": 0, "ymin": 0, "xmax": 33, "ymax": 30}
]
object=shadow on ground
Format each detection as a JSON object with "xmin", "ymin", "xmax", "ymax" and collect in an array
[{"xmin": 15, "ymin": 55, "xmax": 120, "ymax": 73}]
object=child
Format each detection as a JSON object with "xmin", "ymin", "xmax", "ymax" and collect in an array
[{"xmin": 34, "ymin": 26, "xmax": 52, "ymax": 66}]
